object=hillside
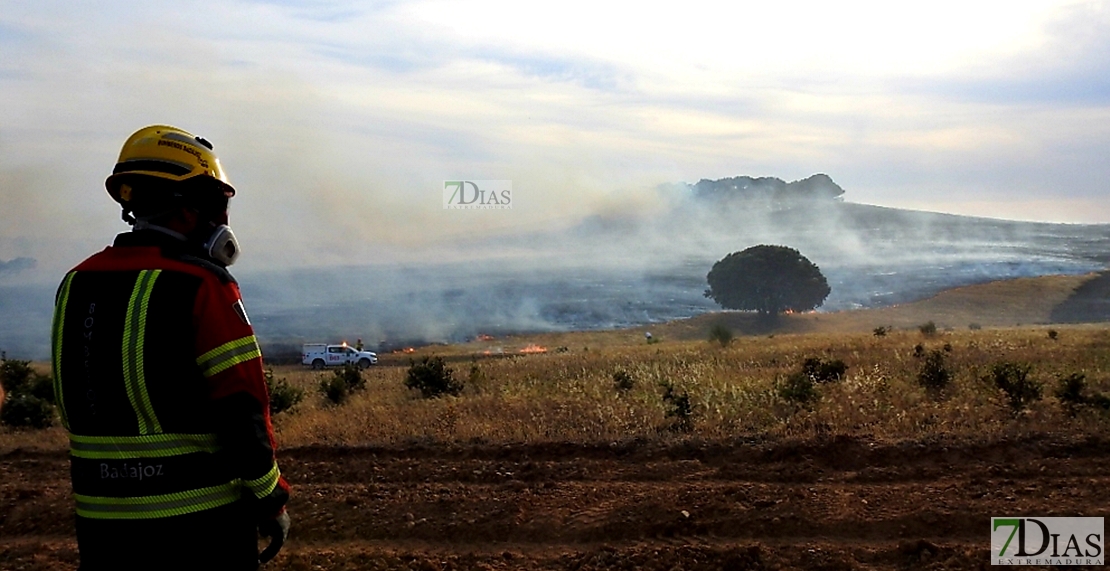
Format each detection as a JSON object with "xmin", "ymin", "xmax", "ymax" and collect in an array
[
  {"xmin": 430, "ymin": 271, "xmax": 1109, "ymax": 357},
  {"xmin": 665, "ymin": 272, "xmax": 1104, "ymax": 340}
]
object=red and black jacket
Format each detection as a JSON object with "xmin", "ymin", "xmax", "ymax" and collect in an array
[{"xmin": 51, "ymin": 230, "xmax": 289, "ymax": 521}]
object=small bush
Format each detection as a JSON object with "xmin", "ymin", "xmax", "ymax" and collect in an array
[
  {"xmin": 918, "ymin": 321, "xmax": 937, "ymax": 336},
  {"xmin": 319, "ymin": 375, "xmax": 349, "ymax": 406},
  {"xmin": 988, "ymin": 362, "xmax": 1042, "ymax": 413},
  {"xmin": 800, "ymin": 357, "xmax": 847, "ymax": 384},
  {"xmin": 318, "ymin": 363, "xmax": 366, "ymax": 407},
  {"xmin": 0, "ymin": 353, "xmax": 55, "ymax": 429},
  {"xmin": 405, "ymin": 356, "xmax": 463, "ymax": 398},
  {"xmin": 265, "ymin": 368, "xmax": 304, "ymax": 415},
  {"xmin": 1053, "ymin": 372, "xmax": 1110, "ymax": 415},
  {"xmin": 334, "ymin": 363, "xmax": 366, "ymax": 392},
  {"xmin": 1047, "ymin": 329, "xmax": 1059, "ymax": 341},
  {"xmin": 1054, "ymin": 373, "xmax": 1087, "ymax": 415},
  {"xmin": 708, "ymin": 323, "xmax": 733, "ymax": 347},
  {"xmin": 777, "ymin": 371, "xmax": 819, "ymax": 407},
  {"xmin": 660, "ymin": 382, "xmax": 693, "ymax": 432},
  {"xmin": 1, "ymin": 393, "xmax": 55, "ymax": 429},
  {"xmin": 913, "ymin": 344, "xmax": 925, "ymax": 358},
  {"xmin": 1, "ymin": 353, "xmax": 42, "ymax": 397},
  {"xmin": 917, "ymin": 350, "xmax": 951, "ymax": 392},
  {"xmin": 613, "ymin": 370, "xmax": 635, "ymax": 392},
  {"xmin": 468, "ymin": 363, "xmax": 486, "ymax": 388},
  {"xmin": 969, "ymin": 323, "xmax": 982, "ymax": 331},
  {"xmin": 872, "ymin": 326, "xmax": 888, "ymax": 337}
]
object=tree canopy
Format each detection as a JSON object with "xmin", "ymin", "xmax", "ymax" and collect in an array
[{"xmin": 704, "ymin": 245, "xmax": 830, "ymax": 316}]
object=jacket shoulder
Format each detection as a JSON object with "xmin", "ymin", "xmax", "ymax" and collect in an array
[
  {"xmin": 72, "ymin": 246, "xmax": 237, "ymax": 285},
  {"xmin": 171, "ymin": 254, "xmax": 237, "ymax": 285}
]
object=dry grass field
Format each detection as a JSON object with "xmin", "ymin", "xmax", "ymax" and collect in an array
[{"xmin": 3, "ymin": 272, "xmax": 1109, "ymax": 570}]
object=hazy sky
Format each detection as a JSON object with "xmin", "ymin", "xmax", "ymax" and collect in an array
[{"xmin": 2, "ymin": 0, "xmax": 1109, "ymax": 279}]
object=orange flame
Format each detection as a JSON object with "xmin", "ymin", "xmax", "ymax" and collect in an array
[
  {"xmin": 476, "ymin": 334, "xmax": 495, "ymax": 341},
  {"xmin": 519, "ymin": 344, "xmax": 548, "ymax": 354}
]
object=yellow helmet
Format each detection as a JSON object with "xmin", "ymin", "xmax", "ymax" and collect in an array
[{"xmin": 105, "ymin": 125, "xmax": 236, "ymax": 206}]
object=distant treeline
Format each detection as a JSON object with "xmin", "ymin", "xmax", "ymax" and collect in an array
[{"xmin": 690, "ymin": 173, "xmax": 845, "ymax": 203}]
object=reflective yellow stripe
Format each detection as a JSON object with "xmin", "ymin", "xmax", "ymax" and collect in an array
[
  {"xmin": 122, "ymin": 270, "xmax": 162, "ymax": 435},
  {"xmin": 69, "ymin": 433, "xmax": 220, "ymax": 459},
  {"xmin": 51, "ymin": 272, "xmax": 76, "ymax": 430},
  {"xmin": 74, "ymin": 481, "xmax": 241, "ymax": 520},
  {"xmin": 196, "ymin": 335, "xmax": 261, "ymax": 377},
  {"xmin": 244, "ymin": 462, "xmax": 281, "ymax": 499}
]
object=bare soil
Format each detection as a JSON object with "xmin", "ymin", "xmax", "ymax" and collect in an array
[{"xmin": 3, "ymin": 434, "xmax": 1108, "ymax": 570}]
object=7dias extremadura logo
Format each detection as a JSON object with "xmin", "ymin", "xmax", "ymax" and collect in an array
[
  {"xmin": 443, "ymin": 180, "xmax": 512, "ymax": 209},
  {"xmin": 992, "ymin": 517, "xmax": 1103, "ymax": 566}
]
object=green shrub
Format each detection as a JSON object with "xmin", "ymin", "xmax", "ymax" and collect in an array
[
  {"xmin": 988, "ymin": 362, "xmax": 1042, "ymax": 413},
  {"xmin": 777, "ymin": 371, "xmax": 819, "ymax": 407},
  {"xmin": 872, "ymin": 326, "xmax": 888, "ymax": 337},
  {"xmin": 265, "ymin": 368, "xmax": 304, "ymax": 415},
  {"xmin": 334, "ymin": 363, "xmax": 365, "ymax": 392},
  {"xmin": 319, "ymin": 375, "xmax": 349, "ymax": 406},
  {"xmin": 318, "ymin": 363, "xmax": 366, "ymax": 406},
  {"xmin": 1, "ymin": 353, "xmax": 40, "ymax": 397},
  {"xmin": 1047, "ymin": 329, "xmax": 1059, "ymax": 341},
  {"xmin": 0, "ymin": 353, "xmax": 55, "ymax": 429},
  {"xmin": 613, "ymin": 370, "xmax": 635, "ymax": 392},
  {"xmin": 467, "ymin": 363, "xmax": 486, "ymax": 387},
  {"xmin": 918, "ymin": 321, "xmax": 937, "ymax": 336},
  {"xmin": 708, "ymin": 323, "xmax": 733, "ymax": 347},
  {"xmin": 1, "ymin": 393, "xmax": 55, "ymax": 429},
  {"xmin": 405, "ymin": 356, "xmax": 462, "ymax": 398},
  {"xmin": 800, "ymin": 357, "xmax": 847, "ymax": 384},
  {"xmin": 1054, "ymin": 373, "xmax": 1087, "ymax": 415},
  {"xmin": 660, "ymin": 382, "xmax": 693, "ymax": 432},
  {"xmin": 917, "ymin": 350, "xmax": 951, "ymax": 392},
  {"xmin": 1053, "ymin": 372, "xmax": 1110, "ymax": 415}
]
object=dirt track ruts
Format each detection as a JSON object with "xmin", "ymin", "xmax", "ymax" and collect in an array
[{"xmin": 3, "ymin": 434, "xmax": 1108, "ymax": 570}]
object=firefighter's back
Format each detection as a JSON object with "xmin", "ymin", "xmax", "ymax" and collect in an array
[{"xmin": 55, "ymin": 243, "xmax": 258, "ymax": 570}]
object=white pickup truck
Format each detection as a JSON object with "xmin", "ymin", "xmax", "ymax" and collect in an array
[{"xmin": 302, "ymin": 343, "xmax": 378, "ymax": 369}]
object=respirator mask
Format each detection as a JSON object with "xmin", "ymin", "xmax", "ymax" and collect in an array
[{"xmin": 202, "ymin": 224, "xmax": 241, "ymax": 267}]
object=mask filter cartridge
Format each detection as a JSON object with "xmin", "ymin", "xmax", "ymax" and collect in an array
[{"xmin": 203, "ymin": 225, "xmax": 240, "ymax": 266}]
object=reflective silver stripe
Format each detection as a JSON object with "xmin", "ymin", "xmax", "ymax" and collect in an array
[
  {"xmin": 75, "ymin": 482, "xmax": 241, "ymax": 520},
  {"xmin": 69, "ymin": 433, "xmax": 220, "ymax": 459}
]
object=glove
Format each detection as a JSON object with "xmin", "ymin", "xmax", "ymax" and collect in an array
[{"xmin": 258, "ymin": 509, "xmax": 291, "ymax": 564}]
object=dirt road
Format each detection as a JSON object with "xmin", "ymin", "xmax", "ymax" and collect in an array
[{"xmin": 3, "ymin": 434, "xmax": 1107, "ymax": 570}]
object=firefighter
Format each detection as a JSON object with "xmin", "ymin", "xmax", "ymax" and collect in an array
[{"xmin": 51, "ymin": 125, "xmax": 290, "ymax": 570}]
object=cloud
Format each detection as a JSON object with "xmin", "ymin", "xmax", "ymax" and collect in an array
[
  {"xmin": 0, "ymin": 257, "xmax": 35, "ymax": 278},
  {"xmin": 2, "ymin": 0, "xmax": 1109, "ymax": 281}
]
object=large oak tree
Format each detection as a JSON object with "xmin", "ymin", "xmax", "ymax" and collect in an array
[{"xmin": 704, "ymin": 245, "xmax": 830, "ymax": 316}]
